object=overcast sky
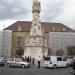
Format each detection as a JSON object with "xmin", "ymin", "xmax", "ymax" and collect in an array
[{"xmin": 0, "ymin": 0, "xmax": 75, "ymax": 30}]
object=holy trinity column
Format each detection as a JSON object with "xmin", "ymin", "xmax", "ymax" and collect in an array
[{"xmin": 23, "ymin": 0, "xmax": 48, "ymax": 59}]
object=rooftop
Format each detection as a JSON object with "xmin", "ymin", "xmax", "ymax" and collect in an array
[{"xmin": 5, "ymin": 21, "xmax": 75, "ymax": 32}]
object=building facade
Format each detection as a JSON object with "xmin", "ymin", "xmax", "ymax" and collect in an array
[
  {"xmin": 0, "ymin": 30, "xmax": 12, "ymax": 57},
  {"xmin": 4, "ymin": 21, "xmax": 75, "ymax": 57},
  {"xmin": 49, "ymin": 32, "xmax": 75, "ymax": 56}
]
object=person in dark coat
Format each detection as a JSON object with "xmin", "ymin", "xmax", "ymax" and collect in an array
[
  {"xmin": 32, "ymin": 57, "xmax": 35, "ymax": 65},
  {"xmin": 29, "ymin": 57, "xmax": 32, "ymax": 63},
  {"xmin": 27, "ymin": 56, "xmax": 29, "ymax": 62},
  {"xmin": 37, "ymin": 56, "xmax": 41, "ymax": 68}
]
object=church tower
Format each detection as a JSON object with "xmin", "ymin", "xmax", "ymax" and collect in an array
[{"xmin": 23, "ymin": 0, "xmax": 48, "ymax": 59}]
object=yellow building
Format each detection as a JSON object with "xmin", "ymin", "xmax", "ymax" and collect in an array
[{"xmin": 5, "ymin": 21, "xmax": 75, "ymax": 56}]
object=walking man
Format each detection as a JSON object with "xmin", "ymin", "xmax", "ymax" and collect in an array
[{"xmin": 37, "ymin": 56, "xmax": 41, "ymax": 68}]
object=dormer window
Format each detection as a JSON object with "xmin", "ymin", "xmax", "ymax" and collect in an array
[
  {"xmin": 52, "ymin": 26, "xmax": 55, "ymax": 32},
  {"xmin": 18, "ymin": 25, "xmax": 22, "ymax": 31}
]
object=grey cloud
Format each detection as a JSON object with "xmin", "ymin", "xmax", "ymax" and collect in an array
[
  {"xmin": 0, "ymin": 0, "xmax": 32, "ymax": 20},
  {"xmin": 0, "ymin": 0, "xmax": 75, "ymax": 30},
  {"xmin": 41, "ymin": 0, "xmax": 65, "ymax": 21},
  {"xmin": 0, "ymin": 0, "xmax": 65, "ymax": 21}
]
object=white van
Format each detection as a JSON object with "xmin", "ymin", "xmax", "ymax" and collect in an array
[{"xmin": 43, "ymin": 56, "xmax": 70, "ymax": 68}]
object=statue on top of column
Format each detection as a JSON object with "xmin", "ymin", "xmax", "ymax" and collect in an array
[{"xmin": 32, "ymin": 0, "xmax": 41, "ymax": 13}]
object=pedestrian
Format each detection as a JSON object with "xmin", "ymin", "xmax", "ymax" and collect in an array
[
  {"xmin": 29, "ymin": 57, "xmax": 32, "ymax": 63},
  {"xmin": 21, "ymin": 56, "xmax": 24, "ymax": 61},
  {"xmin": 32, "ymin": 57, "xmax": 35, "ymax": 65},
  {"xmin": 27, "ymin": 56, "xmax": 29, "ymax": 62},
  {"xmin": 43, "ymin": 55, "xmax": 45, "ymax": 59},
  {"xmin": 25, "ymin": 56, "xmax": 27, "ymax": 61},
  {"xmin": 37, "ymin": 56, "xmax": 41, "ymax": 68}
]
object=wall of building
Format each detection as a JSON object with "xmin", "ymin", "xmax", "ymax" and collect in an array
[
  {"xmin": 1, "ymin": 31, "xmax": 75, "ymax": 57},
  {"xmin": 49, "ymin": 32, "xmax": 75, "ymax": 56},
  {"xmin": 12, "ymin": 31, "xmax": 30, "ymax": 56},
  {"xmin": 0, "ymin": 30, "xmax": 12, "ymax": 57},
  {"xmin": 0, "ymin": 31, "xmax": 3, "ymax": 56}
]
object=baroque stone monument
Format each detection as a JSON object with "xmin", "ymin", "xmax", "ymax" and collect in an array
[{"xmin": 23, "ymin": 0, "xmax": 48, "ymax": 59}]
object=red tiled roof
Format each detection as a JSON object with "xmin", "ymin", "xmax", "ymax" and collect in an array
[{"xmin": 5, "ymin": 21, "xmax": 75, "ymax": 32}]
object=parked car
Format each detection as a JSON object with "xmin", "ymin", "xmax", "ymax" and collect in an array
[
  {"xmin": 43, "ymin": 56, "xmax": 70, "ymax": 68},
  {"xmin": 6, "ymin": 58, "xmax": 30, "ymax": 68},
  {"xmin": 68, "ymin": 57, "xmax": 75, "ymax": 67},
  {"xmin": 66, "ymin": 58, "xmax": 73, "ymax": 67},
  {"xmin": 0, "ymin": 57, "xmax": 7, "ymax": 66}
]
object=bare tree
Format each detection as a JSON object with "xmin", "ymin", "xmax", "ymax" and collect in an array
[{"xmin": 67, "ymin": 45, "xmax": 75, "ymax": 57}]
